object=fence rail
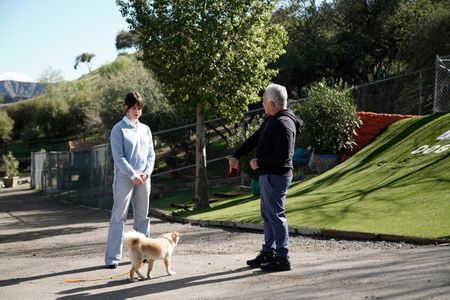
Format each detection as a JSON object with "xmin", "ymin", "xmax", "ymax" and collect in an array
[
  {"xmin": 30, "ymin": 145, "xmax": 240, "ymax": 210},
  {"xmin": 28, "ymin": 58, "xmax": 449, "ymax": 208}
]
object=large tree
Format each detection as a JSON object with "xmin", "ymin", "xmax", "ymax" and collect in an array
[
  {"xmin": 74, "ymin": 53, "xmax": 96, "ymax": 72},
  {"xmin": 272, "ymin": 0, "xmax": 336, "ymax": 96},
  {"xmin": 273, "ymin": 0, "xmax": 402, "ymax": 92},
  {"xmin": 387, "ymin": 0, "xmax": 450, "ymax": 70},
  {"xmin": 117, "ymin": 0, "xmax": 288, "ymax": 208},
  {"xmin": 115, "ymin": 30, "xmax": 138, "ymax": 54},
  {"xmin": 97, "ymin": 55, "xmax": 167, "ymax": 135},
  {"xmin": 7, "ymin": 79, "xmax": 98, "ymax": 141},
  {"xmin": 0, "ymin": 110, "xmax": 14, "ymax": 150},
  {"xmin": 331, "ymin": 0, "xmax": 401, "ymax": 85}
]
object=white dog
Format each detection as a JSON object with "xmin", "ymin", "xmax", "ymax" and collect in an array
[{"xmin": 123, "ymin": 231, "xmax": 181, "ymax": 282}]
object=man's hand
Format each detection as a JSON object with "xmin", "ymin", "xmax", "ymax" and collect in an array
[
  {"xmin": 229, "ymin": 157, "xmax": 239, "ymax": 171},
  {"xmin": 250, "ymin": 158, "xmax": 259, "ymax": 170}
]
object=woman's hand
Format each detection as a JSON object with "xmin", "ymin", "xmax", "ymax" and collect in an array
[
  {"xmin": 139, "ymin": 173, "xmax": 149, "ymax": 182},
  {"xmin": 132, "ymin": 177, "xmax": 145, "ymax": 185}
]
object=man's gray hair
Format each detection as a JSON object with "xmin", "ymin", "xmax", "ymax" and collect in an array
[{"xmin": 264, "ymin": 83, "xmax": 288, "ymax": 108}]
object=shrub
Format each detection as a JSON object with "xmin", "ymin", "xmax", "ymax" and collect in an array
[
  {"xmin": 0, "ymin": 110, "xmax": 14, "ymax": 142},
  {"xmin": 296, "ymin": 81, "xmax": 361, "ymax": 154},
  {"xmin": 1, "ymin": 151, "xmax": 19, "ymax": 178}
]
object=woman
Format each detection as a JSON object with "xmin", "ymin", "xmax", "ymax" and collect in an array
[{"xmin": 105, "ymin": 92, "xmax": 155, "ymax": 268}]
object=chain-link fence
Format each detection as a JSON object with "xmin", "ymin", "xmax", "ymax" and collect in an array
[
  {"xmin": 434, "ymin": 55, "xmax": 450, "ymax": 113},
  {"xmin": 30, "ymin": 123, "xmax": 247, "ymax": 209},
  {"xmin": 352, "ymin": 68, "xmax": 435, "ymax": 115},
  {"xmin": 31, "ymin": 145, "xmax": 115, "ymax": 209},
  {"xmin": 30, "ymin": 60, "xmax": 449, "ymax": 208}
]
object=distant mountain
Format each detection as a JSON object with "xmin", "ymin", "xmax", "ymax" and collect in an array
[{"xmin": 0, "ymin": 80, "xmax": 46, "ymax": 104}]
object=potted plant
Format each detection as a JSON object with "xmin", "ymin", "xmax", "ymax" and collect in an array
[
  {"xmin": 2, "ymin": 151, "xmax": 20, "ymax": 188},
  {"xmin": 295, "ymin": 81, "xmax": 361, "ymax": 173}
]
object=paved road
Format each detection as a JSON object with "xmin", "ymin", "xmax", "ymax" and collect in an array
[{"xmin": 0, "ymin": 185, "xmax": 449, "ymax": 299}]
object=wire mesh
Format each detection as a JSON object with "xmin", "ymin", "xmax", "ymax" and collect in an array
[
  {"xmin": 352, "ymin": 68, "xmax": 435, "ymax": 115},
  {"xmin": 434, "ymin": 55, "xmax": 450, "ymax": 113},
  {"xmin": 30, "ymin": 122, "xmax": 249, "ymax": 209},
  {"xmin": 29, "ymin": 62, "xmax": 449, "ymax": 208}
]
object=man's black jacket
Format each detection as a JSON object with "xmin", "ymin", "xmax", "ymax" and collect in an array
[{"xmin": 233, "ymin": 109, "xmax": 303, "ymax": 177}]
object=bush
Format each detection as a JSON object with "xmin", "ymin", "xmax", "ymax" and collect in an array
[
  {"xmin": 0, "ymin": 110, "xmax": 14, "ymax": 142},
  {"xmin": 296, "ymin": 81, "xmax": 361, "ymax": 154},
  {"xmin": 98, "ymin": 56, "xmax": 167, "ymax": 135},
  {"xmin": 1, "ymin": 151, "xmax": 19, "ymax": 178}
]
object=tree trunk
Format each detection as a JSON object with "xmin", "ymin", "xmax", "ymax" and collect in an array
[{"xmin": 195, "ymin": 102, "xmax": 209, "ymax": 209}]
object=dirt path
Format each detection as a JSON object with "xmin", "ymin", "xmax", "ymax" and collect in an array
[{"xmin": 1, "ymin": 185, "xmax": 449, "ymax": 299}]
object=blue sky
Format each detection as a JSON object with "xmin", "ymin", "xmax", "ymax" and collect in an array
[{"xmin": 0, "ymin": 0, "xmax": 130, "ymax": 82}]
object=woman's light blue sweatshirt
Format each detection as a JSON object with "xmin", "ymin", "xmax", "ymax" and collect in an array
[{"xmin": 110, "ymin": 116, "xmax": 155, "ymax": 180}]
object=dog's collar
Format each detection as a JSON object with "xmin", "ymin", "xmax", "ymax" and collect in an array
[{"xmin": 160, "ymin": 235, "xmax": 174, "ymax": 245}]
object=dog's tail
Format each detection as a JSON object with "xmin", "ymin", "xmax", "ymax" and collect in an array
[{"xmin": 123, "ymin": 231, "xmax": 146, "ymax": 247}]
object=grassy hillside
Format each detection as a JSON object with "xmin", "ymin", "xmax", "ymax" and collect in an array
[{"xmin": 160, "ymin": 113, "xmax": 450, "ymax": 240}]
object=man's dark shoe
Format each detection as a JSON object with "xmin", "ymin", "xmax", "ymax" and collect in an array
[
  {"xmin": 260, "ymin": 255, "xmax": 291, "ymax": 272},
  {"xmin": 106, "ymin": 264, "xmax": 118, "ymax": 269},
  {"xmin": 246, "ymin": 251, "xmax": 275, "ymax": 268}
]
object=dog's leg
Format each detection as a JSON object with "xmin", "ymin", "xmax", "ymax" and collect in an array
[
  {"xmin": 164, "ymin": 256, "xmax": 176, "ymax": 276},
  {"xmin": 147, "ymin": 260, "xmax": 155, "ymax": 278},
  {"xmin": 129, "ymin": 266, "xmax": 136, "ymax": 283},
  {"xmin": 135, "ymin": 268, "xmax": 146, "ymax": 280},
  {"xmin": 134, "ymin": 253, "xmax": 146, "ymax": 280},
  {"xmin": 130, "ymin": 263, "xmax": 145, "ymax": 282},
  {"xmin": 129, "ymin": 252, "xmax": 146, "ymax": 282}
]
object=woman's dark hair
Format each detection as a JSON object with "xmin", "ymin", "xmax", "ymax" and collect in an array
[{"xmin": 124, "ymin": 92, "xmax": 144, "ymax": 110}]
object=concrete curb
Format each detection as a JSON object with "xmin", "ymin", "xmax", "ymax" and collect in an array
[{"xmin": 149, "ymin": 208, "xmax": 448, "ymax": 245}]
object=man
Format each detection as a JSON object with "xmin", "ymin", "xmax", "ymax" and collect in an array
[{"xmin": 229, "ymin": 83, "xmax": 302, "ymax": 272}]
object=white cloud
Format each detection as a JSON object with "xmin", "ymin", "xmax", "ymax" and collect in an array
[{"xmin": 0, "ymin": 72, "xmax": 36, "ymax": 82}]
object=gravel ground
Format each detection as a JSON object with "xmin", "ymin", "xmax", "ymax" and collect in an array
[{"xmin": 1, "ymin": 185, "xmax": 449, "ymax": 299}]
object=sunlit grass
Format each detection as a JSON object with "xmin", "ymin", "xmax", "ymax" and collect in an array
[{"xmin": 152, "ymin": 113, "xmax": 450, "ymax": 240}]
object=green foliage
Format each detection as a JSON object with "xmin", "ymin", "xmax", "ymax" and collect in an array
[
  {"xmin": 272, "ymin": 0, "xmax": 336, "ymax": 96},
  {"xmin": 331, "ymin": 0, "xmax": 401, "ymax": 83},
  {"xmin": 97, "ymin": 54, "xmax": 133, "ymax": 78},
  {"xmin": 7, "ymin": 101, "xmax": 40, "ymax": 140},
  {"xmin": 6, "ymin": 55, "xmax": 163, "ymax": 145},
  {"xmin": 273, "ymin": 0, "xmax": 403, "ymax": 92},
  {"xmin": 0, "ymin": 110, "xmax": 14, "ymax": 142},
  {"xmin": 74, "ymin": 53, "xmax": 96, "ymax": 71},
  {"xmin": 118, "ymin": 0, "xmax": 288, "ymax": 208},
  {"xmin": 38, "ymin": 67, "xmax": 64, "ymax": 85},
  {"xmin": 1, "ymin": 151, "xmax": 19, "ymax": 177},
  {"xmin": 387, "ymin": 0, "xmax": 450, "ymax": 69},
  {"xmin": 115, "ymin": 30, "xmax": 137, "ymax": 52},
  {"xmin": 97, "ymin": 55, "xmax": 169, "ymax": 135},
  {"xmin": 159, "ymin": 113, "xmax": 450, "ymax": 239},
  {"xmin": 7, "ymin": 79, "xmax": 99, "ymax": 140},
  {"xmin": 295, "ymin": 81, "xmax": 361, "ymax": 154},
  {"xmin": 117, "ymin": 0, "xmax": 288, "ymax": 121}
]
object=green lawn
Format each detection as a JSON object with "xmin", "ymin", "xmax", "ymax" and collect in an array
[{"xmin": 152, "ymin": 113, "xmax": 450, "ymax": 240}]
